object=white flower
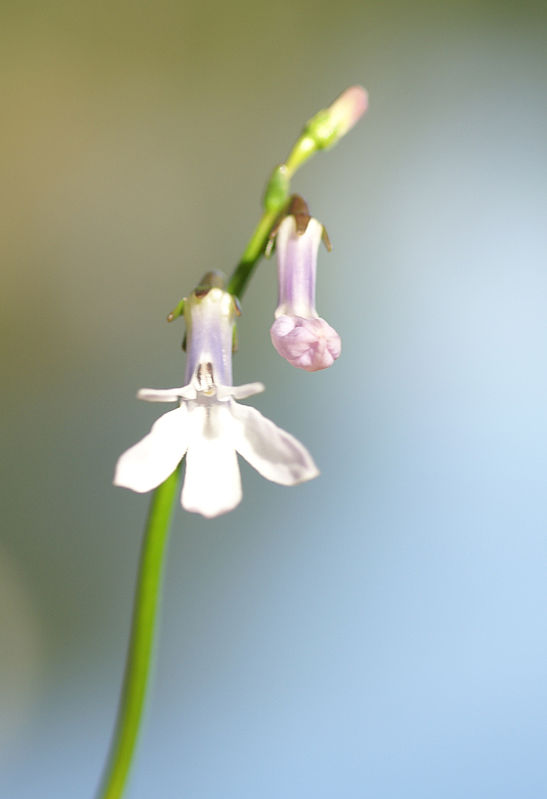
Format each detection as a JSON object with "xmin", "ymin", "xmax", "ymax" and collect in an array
[
  {"xmin": 270, "ymin": 198, "xmax": 341, "ymax": 372},
  {"xmin": 114, "ymin": 283, "xmax": 318, "ymax": 518}
]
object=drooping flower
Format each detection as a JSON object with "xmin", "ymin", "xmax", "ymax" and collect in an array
[
  {"xmin": 270, "ymin": 196, "xmax": 341, "ymax": 372},
  {"xmin": 114, "ymin": 276, "xmax": 318, "ymax": 518}
]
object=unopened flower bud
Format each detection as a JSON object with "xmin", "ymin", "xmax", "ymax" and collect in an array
[
  {"xmin": 271, "ymin": 315, "xmax": 341, "ymax": 371},
  {"xmin": 270, "ymin": 197, "xmax": 341, "ymax": 372},
  {"xmin": 306, "ymin": 85, "xmax": 368, "ymax": 150}
]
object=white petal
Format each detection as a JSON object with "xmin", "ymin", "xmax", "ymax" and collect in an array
[
  {"xmin": 114, "ymin": 406, "xmax": 188, "ymax": 493},
  {"xmin": 218, "ymin": 382, "xmax": 265, "ymax": 401},
  {"xmin": 181, "ymin": 406, "xmax": 242, "ymax": 518},
  {"xmin": 137, "ymin": 387, "xmax": 191, "ymax": 402},
  {"xmin": 230, "ymin": 403, "xmax": 319, "ymax": 486}
]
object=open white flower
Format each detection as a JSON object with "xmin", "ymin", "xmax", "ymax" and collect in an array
[{"xmin": 114, "ymin": 282, "xmax": 318, "ymax": 518}]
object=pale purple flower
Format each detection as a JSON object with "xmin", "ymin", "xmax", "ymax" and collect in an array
[
  {"xmin": 270, "ymin": 206, "xmax": 341, "ymax": 372},
  {"xmin": 114, "ymin": 285, "xmax": 318, "ymax": 518}
]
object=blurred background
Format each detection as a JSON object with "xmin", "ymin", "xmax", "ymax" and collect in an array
[{"xmin": 1, "ymin": 0, "xmax": 547, "ymax": 797}]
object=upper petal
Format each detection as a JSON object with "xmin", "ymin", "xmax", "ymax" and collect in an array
[
  {"xmin": 114, "ymin": 406, "xmax": 189, "ymax": 493},
  {"xmin": 137, "ymin": 385, "xmax": 196, "ymax": 402},
  {"xmin": 217, "ymin": 382, "xmax": 265, "ymax": 401},
  {"xmin": 181, "ymin": 405, "xmax": 242, "ymax": 518},
  {"xmin": 230, "ymin": 403, "xmax": 319, "ymax": 486}
]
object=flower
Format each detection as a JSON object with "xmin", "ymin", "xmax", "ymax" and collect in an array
[
  {"xmin": 114, "ymin": 280, "xmax": 319, "ymax": 518},
  {"xmin": 270, "ymin": 197, "xmax": 341, "ymax": 372}
]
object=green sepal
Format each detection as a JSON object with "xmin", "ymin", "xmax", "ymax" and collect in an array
[{"xmin": 166, "ymin": 298, "xmax": 185, "ymax": 323}]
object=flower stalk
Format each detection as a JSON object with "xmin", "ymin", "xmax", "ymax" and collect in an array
[
  {"xmin": 228, "ymin": 86, "xmax": 368, "ymax": 300},
  {"xmin": 99, "ymin": 85, "xmax": 368, "ymax": 799}
]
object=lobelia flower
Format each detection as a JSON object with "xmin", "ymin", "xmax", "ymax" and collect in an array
[
  {"xmin": 270, "ymin": 196, "xmax": 341, "ymax": 372},
  {"xmin": 114, "ymin": 275, "xmax": 319, "ymax": 518}
]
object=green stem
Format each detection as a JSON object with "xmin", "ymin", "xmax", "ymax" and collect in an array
[
  {"xmin": 227, "ymin": 135, "xmax": 319, "ymax": 300},
  {"xmin": 226, "ymin": 208, "xmax": 278, "ymax": 299},
  {"xmin": 97, "ymin": 467, "xmax": 180, "ymax": 799}
]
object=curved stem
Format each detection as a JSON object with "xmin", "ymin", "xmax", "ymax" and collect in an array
[
  {"xmin": 227, "ymin": 135, "xmax": 319, "ymax": 301},
  {"xmin": 98, "ymin": 94, "xmax": 353, "ymax": 799},
  {"xmin": 226, "ymin": 208, "xmax": 278, "ymax": 299},
  {"xmin": 97, "ymin": 467, "xmax": 180, "ymax": 799}
]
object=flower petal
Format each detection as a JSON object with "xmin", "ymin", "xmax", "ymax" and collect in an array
[
  {"xmin": 137, "ymin": 386, "xmax": 196, "ymax": 402},
  {"xmin": 181, "ymin": 406, "xmax": 242, "ymax": 518},
  {"xmin": 220, "ymin": 382, "xmax": 265, "ymax": 401},
  {"xmin": 114, "ymin": 406, "xmax": 188, "ymax": 493},
  {"xmin": 231, "ymin": 403, "xmax": 319, "ymax": 486}
]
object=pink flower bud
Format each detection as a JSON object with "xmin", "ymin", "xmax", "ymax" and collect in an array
[
  {"xmin": 327, "ymin": 85, "xmax": 368, "ymax": 139},
  {"xmin": 271, "ymin": 204, "xmax": 341, "ymax": 372},
  {"xmin": 271, "ymin": 315, "xmax": 341, "ymax": 372}
]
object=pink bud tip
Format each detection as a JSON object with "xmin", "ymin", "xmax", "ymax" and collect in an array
[
  {"xmin": 328, "ymin": 85, "xmax": 369, "ymax": 137},
  {"xmin": 271, "ymin": 315, "xmax": 342, "ymax": 372}
]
